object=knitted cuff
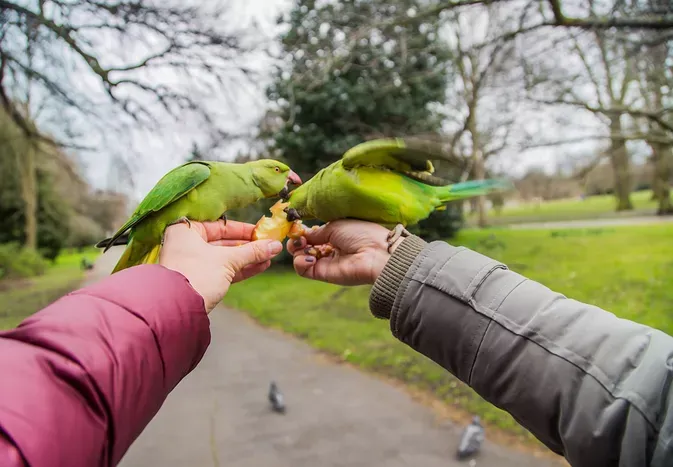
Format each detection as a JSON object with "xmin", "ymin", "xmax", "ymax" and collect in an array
[{"xmin": 369, "ymin": 235, "xmax": 427, "ymax": 320}]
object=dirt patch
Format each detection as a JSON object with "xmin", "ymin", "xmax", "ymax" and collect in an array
[{"xmin": 0, "ymin": 278, "xmax": 32, "ymax": 292}]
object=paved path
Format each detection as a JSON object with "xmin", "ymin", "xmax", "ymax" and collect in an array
[
  {"xmin": 507, "ymin": 215, "xmax": 673, "ymax": 230},
  {"xmin": 91, "ymin": 248, "xmax": 561, "ymax": 467}
]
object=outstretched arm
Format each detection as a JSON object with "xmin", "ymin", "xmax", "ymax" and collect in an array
[
  {"xmin": 0, "ymin": 220, "xmax": 283, "ymax": 466},
  {"xmin": 290, "ymin": 220, "xmax": 673, "ymax": 467}
]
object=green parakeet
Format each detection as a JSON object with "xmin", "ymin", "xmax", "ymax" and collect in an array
[
  {"xmin": 99, "ymin": 159, "xmax": 302, "ymax": 274},
  {"xmin": 284, "ymin": 138, "xmax": 512, "ymax": 247}
]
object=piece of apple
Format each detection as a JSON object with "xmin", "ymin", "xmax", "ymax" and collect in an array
[{"xmin": 252, "ymin": 200, "xmax": 295, "ymax": 242}]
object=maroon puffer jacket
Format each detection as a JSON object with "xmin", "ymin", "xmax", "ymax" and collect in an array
[{"xmin": 0, "ymin": 265, "xmax": 211, "ymax": 466}]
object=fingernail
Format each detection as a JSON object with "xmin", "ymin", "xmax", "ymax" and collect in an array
[
  {"xmin": 293, "ymin": 238, "xmax": 303, "ymax": 247},
  {"xmin": 268, "ymin": 241, "xmax": 283, "ymax": 255},
  {"xmin": 305, "ymin": 256, "xmax": 315, "ymax": 263}
]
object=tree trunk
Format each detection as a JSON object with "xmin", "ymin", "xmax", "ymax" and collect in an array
[
  {"xmin": 16, "ymin": 142, "xmax": 38, "ymax": 250},
  {"xmin": 466, "ymin": 97, "xmax": 487, "ymax": 228},
  {"xmin": 608, "ymin": 115, "xmax": 633, "ymax": 211},
  {"xmin": 473, "ymin": 149, "xmax": 487, "ymax": 227},
  {"xmin": 649, "ymin": 141, "xmax": 673, "ymax": 215}
]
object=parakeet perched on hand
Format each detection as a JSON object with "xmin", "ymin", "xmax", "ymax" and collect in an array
[
  {"xmin": 284, "ymin": 138, "xmax": 512, "ymax": 249},
  {"xmin": 98, "ymin": 159, "xmax": 301, "ymax": 274}
]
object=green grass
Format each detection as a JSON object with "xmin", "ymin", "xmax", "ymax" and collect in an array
[
  {"xmin": 469, "ymin": 190, "xmax": 658, "ymax": 226},
  {"xmin": 224, "ymin": 223, "xmax": 673, "ymax": 441},
  {"xmin": 0, "ymin": 248, "xmax": 99, "ymax": 330}
]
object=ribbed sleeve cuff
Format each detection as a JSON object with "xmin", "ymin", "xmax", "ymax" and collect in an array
[{"xmin": 369, "ymin": 235, "xmax": 427, "ymax": 320}]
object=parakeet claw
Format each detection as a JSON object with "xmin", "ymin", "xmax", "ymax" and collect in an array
[
  {"xmin": 387, "ymin": 224, "xmax": 410, "ymax": 253},
  {"xmin": 169, "ymin": 216, "xmax": 192, "ymax": 228},
  {"xmin": 219, "ymin": 213, "xmax": 227, "ymax": 225},
  {"xmin": 284, "ymin": 207, "xmax": 302, "ymax": 222}
]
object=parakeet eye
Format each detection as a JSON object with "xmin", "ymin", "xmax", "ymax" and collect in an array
[{"xmin": 274, "ymin": 167, "xmax": 280, "ymax": 172}]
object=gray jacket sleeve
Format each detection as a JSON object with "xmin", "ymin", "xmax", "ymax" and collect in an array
[{"xmin": 369, "ymin": 236, "xmax": 673, "ymax": 467}]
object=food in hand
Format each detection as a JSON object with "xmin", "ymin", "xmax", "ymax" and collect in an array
[
  {"xmin": 304, "ymin": 244, "xmax": 335, "ymax": 259},
  {"xmin": 253, "ymin": 200, "xmax": 300, "ymax": 242}
]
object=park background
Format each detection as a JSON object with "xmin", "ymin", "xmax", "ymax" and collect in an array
[{"xmin": 1, "ymin": 0, "xmax": 671, "ymax": 462}]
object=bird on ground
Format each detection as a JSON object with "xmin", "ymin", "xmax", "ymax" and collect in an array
[
  {"xmin": 456, "ymin": 415, "xmax": 485, "ymax": 460},
  {"xmin": 268, "ymin": 381, "xmax": 286, "ymax": 414}
]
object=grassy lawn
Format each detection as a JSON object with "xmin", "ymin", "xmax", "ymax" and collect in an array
[
  {"xmin": 468, "ymin": 190, "xmax": 658, "ymax": 226},
  {"xmin": 0, "ymin": 248, "xmax": 99, "ymax": 330},
  {"xmin": 224, "ymin": 223, "xmax": 673, "ymax": 443}
]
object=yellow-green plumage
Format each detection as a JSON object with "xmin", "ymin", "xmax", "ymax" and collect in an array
[
  {"xmin": 288, "ymin": 138, "xmax": 513, "ymax": 227},
  {"xmin": 103, "ymin": 159, "xmax": 295, "ymax": 274}
]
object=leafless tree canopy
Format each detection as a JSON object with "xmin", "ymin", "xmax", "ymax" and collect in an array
[{"xmin": 0, "ymin": 0, "xmax": 254, "ymax": 148}]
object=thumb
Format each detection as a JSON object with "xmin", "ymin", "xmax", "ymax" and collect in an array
[{"xmin": 224, "ymin": 240, "xmax": 283, "ymax": 271}]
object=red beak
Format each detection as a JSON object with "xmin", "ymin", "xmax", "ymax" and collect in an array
[{"xmin": 288, "ymin": 170, "xmax": 302, "ymax": 186}]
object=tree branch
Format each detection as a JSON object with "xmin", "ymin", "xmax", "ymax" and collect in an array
[{"xmin": 533, "ymin": 98, "xmax": 673, "ymax": 133}]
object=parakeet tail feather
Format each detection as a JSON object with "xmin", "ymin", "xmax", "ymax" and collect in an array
[
  {"xmin": 111, "ymin": 239, "xmax": 161, "ymax": 274},
  {"xmin": 436, "ymin": 179, "xmax": 513, "ymax": 204}
]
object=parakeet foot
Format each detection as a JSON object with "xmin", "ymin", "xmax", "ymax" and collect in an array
[
  {"xmin": 219, "ymin": 213, "xmax": 227, "ymax": 225},
  {"xmin": 168, "ymin": 216, "xmax": 192, "ymax": 228},
  {"xmin": 387, "ymin": 224, "xmax": 410, "ymax": 253},
  {"xmin": 162, "ymin": 217, "xmax": 192, "ymax": 245},
  {"xmin": 284, "ymin": 207, "xmax": 302, "ymax": 222}
]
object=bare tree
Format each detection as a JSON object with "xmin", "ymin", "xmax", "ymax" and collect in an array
[
  {"xmin": 414, "ymin": 0, "xmax": 673, "ymax": 36},
  {"xmin": 522, "ymin": 23, "xmax": 646, "ymax": 211},
  {"xmin": 0, "ymin": 0, "xmax": 254, "ymax": 147},
  {"xmin": 638, "ymin": 39, "xmax": 673, "ymax": 214},
  {"xmin": 436, "ymin": 6, "xmax": 522, "ymax": 227}
]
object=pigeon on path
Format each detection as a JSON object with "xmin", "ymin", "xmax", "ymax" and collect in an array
[
  {"xmin": 268, "ymin": 381, "xmax": 286, "ymax": 414},
  {"xmin": 456, "ymin": 415, "xmax": 484, "ymax": 460}
]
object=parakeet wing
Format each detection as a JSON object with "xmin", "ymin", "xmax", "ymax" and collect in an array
[
  {"xmin": 341, "ymin": 138, "xmax": 459, "ymax": 186},
  {"xmin": 104, "ymin": 161, "xmax": 211, "ymax": 251}
]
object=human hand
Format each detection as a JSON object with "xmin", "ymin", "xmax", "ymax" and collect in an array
[
  {"xmin": 160, "ymin": 220, "xmax": 283, "ymax": 313},
  {"xmin": 287, "ymin": 220, "xmax": 402, "ymax": 286}
]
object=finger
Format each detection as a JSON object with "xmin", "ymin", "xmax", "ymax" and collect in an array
[
  {"xmin": 200, "ymin": 220, "xmax": 256, "ymax": 242},
  {"xmin": 232, "ymin": 260, "xmax": 271, "ymax": 283},
  {"xmin": 286, "ymin": 236, "xmax": 306, "ymax": 255},
  {"xmin": 209, "ymin": 239, "xmax": 250, "ymax": 247},
  {"xmin": 293, "ymin": 253, "xmax": 344, "ymax": 284},
  {"xmin": 302, "ymin": 223, "xmax": 333, "ymax": 245},
  {"xmin": 223, "ymin": 239, "xmax": 283, "ymax": 271}
]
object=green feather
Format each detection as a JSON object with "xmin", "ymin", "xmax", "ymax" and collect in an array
[{"xmin": 104, "ymin": 161, "xmax": 212, "ymax": 252}]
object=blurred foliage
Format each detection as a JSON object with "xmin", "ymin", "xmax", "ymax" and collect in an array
[
  {"xmin": 0, "ymin": 242, "xmax": 48, "ymax": 279},
  {"xmin": 67, "ymin": 213, "xmax": 105, "ymax": 250},
  {"xmin": 0, "ymin": 150, "xmax": 71, "ymax": 260},
  {"xmin": 409, "ymin": 207, "xmax": 463, "ymax": 242},
  {"xmin": 0, "ymin": 105, "xmax": 128, "ymax": 264}
]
